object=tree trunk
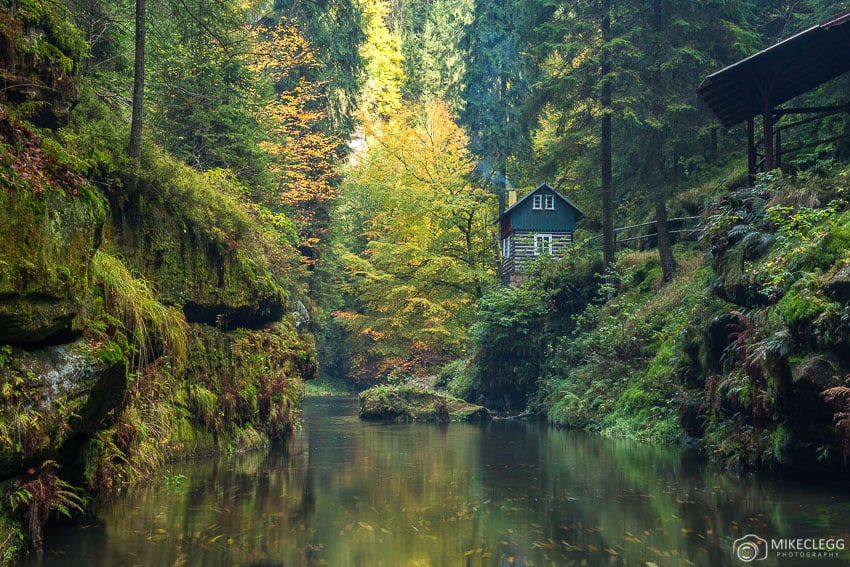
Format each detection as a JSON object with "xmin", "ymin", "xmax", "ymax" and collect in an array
[
  {"xmin": 656, "ymin": 199, "xmax": 675, "ymax": 282},
  {"xmin": 600, "ymin": 0, "xmax": 615, "ymax": 269},
  {"xmin": 127, "ymin": 0, "xmax": 146, "ymax": 200}
]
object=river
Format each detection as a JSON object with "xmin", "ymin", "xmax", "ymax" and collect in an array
[{"xmin": 20, "ymin": 396, "xmax": 850, "ymax": 566}]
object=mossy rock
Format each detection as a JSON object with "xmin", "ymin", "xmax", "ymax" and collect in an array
[
  {"xmin": 790, "ymin": 354, "xmax": 842, "ymax": 389},
  {"xmin": 823, "ymin": 261, "xmax": 850, "ymax": 303},
  {"xmin": 359, "ymin": 385, "xmax": 491, "ymax": 423},
  {"xmin": 113, "ymin": 154, "xmax": 288, "ymax": 329},
  {"xmin": 0, "ymin": 5, "xmax": 84, "ymax": 128},
  {"xmin": 711, "ymin": 233, "xmax": 774, "ymax": 308},
  {"xmin": 0, "ymin": 145, "xmax": 104, "ymax": 345},
  {"xmin": 0, "ymin": 340, "xmax": 126, "ymax": 479},
  {"xmin": 179, "ymin": 322, "xmax": 314, "ymax": 444}
]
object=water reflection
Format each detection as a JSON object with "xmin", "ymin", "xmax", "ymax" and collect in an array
[{"xmin": 23, "ymin": 397, "xmax": 850, "ymax": 566}]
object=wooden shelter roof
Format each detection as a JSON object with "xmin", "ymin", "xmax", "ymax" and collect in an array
[{"xmin": 697, "ymin": 9, "xmax": 850, "ymax": 128}]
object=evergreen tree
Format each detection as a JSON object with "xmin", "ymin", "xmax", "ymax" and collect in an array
[
  {"xmin": 400, "ymin": 0, "xmax": 473, "ymax": 110},
  {"xmin": 460, "ymin": 0, "xmax": 530, "ymax": 210},
  {"xmin": 146, "ymin": 0, "xmax": 267, "ymax": 184},
  {"xmin": 525, "ymin": 0, "xmax": 757, "ymax": 270},
  {"xmin": 614, "ymin": 0, "xmax": 756, "ymax": 277},
  {"xmin": 273, "ymin": 0, "xmax": 364, "ymax": 136}
]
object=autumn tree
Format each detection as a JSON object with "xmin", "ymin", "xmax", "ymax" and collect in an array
[
  {"xmin": 357, "ymin": 0, "xmax": 405, "ymax": 122},
  {"xmin": 248, "ymin": 20, "xmax": 341, "ymax": 249},
  {"xmin": 335, "ymin": 100, "xmax": 497, "ymax": 382},
  {"xmin": 273, "ymin": 0, "xmax": 364, "ymax": 135}
]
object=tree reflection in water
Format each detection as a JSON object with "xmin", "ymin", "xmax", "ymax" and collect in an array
[{"xmin": 25, "ymin": 397, "xmax": 850, "ymax": 567}]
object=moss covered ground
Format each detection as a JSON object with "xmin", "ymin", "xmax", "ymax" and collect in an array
[{"xmin": 359, "ymin": 385, "xmax": 491, "ymax": 422}]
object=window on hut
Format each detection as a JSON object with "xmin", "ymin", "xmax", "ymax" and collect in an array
[{"xmin": 534, "ymin": 234, "xmax": 552, "ymax": 255}]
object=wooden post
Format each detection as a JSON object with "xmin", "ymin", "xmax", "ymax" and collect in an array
[
  {"xmin": 762, "ymin": 73, "xmax": 777, "ymax": 173},
  {"xmin": 776, "ymin": 128, "xmax": 782, "ymax": 172},
  {"xmin": 764, "ymin": 102, "xmax": 775, "ymax": 171},
  {"xmin": 747, "ymin": 115, "xmax": 756, "ymax": 186}
]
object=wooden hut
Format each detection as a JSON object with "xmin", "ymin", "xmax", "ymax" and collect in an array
[
  {"xmin": 496, "ymin": 183, "xmax": 584, "ymax": 285},
  {"xmin": 697, "ymin": 9, "xmax": 850, "ymax": 182}
]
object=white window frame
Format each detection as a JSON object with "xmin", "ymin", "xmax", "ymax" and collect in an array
[
  {"xmin": 544, "ymin": 194, "xmax": 555, "ymax": 210},
  {"xmin": 532, "ymin": 194, "xmax": 543, "ymax": 209},
  {"xmin": 502, "ymin": 236, "xmax": 512, "ymax": 258},
  {"xmin": 534, "ymin": 233, "xmax": 553, "ymax": 255}
]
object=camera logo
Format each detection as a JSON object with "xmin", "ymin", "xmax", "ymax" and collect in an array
[{"xmin": 733, "ymin": 534, "xmax": 769, "ymax": 562}]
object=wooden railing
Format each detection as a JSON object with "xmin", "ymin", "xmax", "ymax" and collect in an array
[{"xmin": 579, "ymin": 216, "xmax": 703, "ymax": 251}]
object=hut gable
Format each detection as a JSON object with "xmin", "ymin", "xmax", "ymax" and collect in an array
[{"xmin": 496, "ymin": 183, "xmax": 585, "ymax": 285}]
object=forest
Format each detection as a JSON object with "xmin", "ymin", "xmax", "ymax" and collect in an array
[{"xmin": 2, "ymin": 0, "xmax": 850, "ymax": 562}]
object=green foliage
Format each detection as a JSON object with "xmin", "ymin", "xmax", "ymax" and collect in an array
[
  {"xmin": 140, "ymin": 151, "xmax": 254, "ymax": 249},
  {"xmin": 145, "ymin": 0, "xmax": 268, "ymax": 185},
  {"xmin": 59, "ymin": 82, "xmax": 132, "ymax": 184},
  {"xmin": 441, "ymin": 358, "xmax": 474, "ymax": 401},
  {"xmin": 187, "ymin": 384, "xmax": 220, "ymax": 432},
  {"xmin": 398, "ymin": 0, "xmax": 473, "ymax": 109},
  {"xmin": 0, "ymin": 510, "xmax": 25, "ymax": 566},
  {"xmin": 766, "ymin": 199, "xmax": 845, "ymax": 246},
  {"xmin": 4, "ymin": 460, "xmax": 85, "ymax": 554},
  {"xmin": 0, "ymin": 345, "xmax": 11, "ymax": 368},
  {"xmin": 89, "ymin": 250, "xmax": 188, "ymax": 369},
  {"xmin": 358, "ymin": 0, "xmax": 405, "ymax": 120},
  {"xmin": 465, "ymin": 252, "xmax": 601, "ymax": 411},
  {"xmin": 541, "ymin": 248, "xmax": 715, "ymax": 441}
]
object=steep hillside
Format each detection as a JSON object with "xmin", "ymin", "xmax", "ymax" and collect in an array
[
  {"xmin": 0, "ymin": 6, "xmax": 315, "ymax": 563},
  {"xmin": 456, "ymin": 166, "xmax": 850, "ymax": 476}
]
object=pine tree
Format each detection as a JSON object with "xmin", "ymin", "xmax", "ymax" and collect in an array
[
  {"xmin": 400, "ymin": 0, "xmax": 473, "ymax": 109},
  {"xmin": 273, "ymin": 0, "xmax": 365, "ymax": 136},
  {"xmin": 525, "ymin": 0, "xmax": 757, "ymax": 271},
  {"xmin": 460, "ymin": 0, "xmax": 530, "ymax": 210}
]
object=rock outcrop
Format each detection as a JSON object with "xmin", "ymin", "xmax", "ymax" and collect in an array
[{"xmin": 359, "ymin": 385, "xmax": 491, "ymax": 423}]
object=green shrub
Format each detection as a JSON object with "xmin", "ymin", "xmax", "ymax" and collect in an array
[{"xmin": 773, "ymin": 279, "xmax": 834, "ymax": 334}]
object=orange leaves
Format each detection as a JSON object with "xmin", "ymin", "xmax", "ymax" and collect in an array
[
  {"xmin": 0, "ymin": 107, "xmax": 86, "ymax": 196},
  {"xmin": 247, "ymin": 20, "xmax": 317, "ymax": 83},
  {"xmin": 247, "ymin": 21, "xmax": 340, "ymax": 237}
]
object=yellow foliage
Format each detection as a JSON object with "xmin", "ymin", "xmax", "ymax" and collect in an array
[
  {"xmin": 336, "ymin": 100, "xmax": 498, "ymax": 380},
  {"xmin": 247, "ymin": 21, "xmax": 340, "ymax": 239}
]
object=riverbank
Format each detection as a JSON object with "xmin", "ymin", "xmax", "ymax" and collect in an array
[
  {"xmin": 444, "ymin": 167, "xmax": 850, "ymax": 476},
  {"xmin": 0, "ymin": 8, "xmax": 316, "ymax": 561}
]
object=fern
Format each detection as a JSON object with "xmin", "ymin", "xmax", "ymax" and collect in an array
[
  {"xmin": 90, "ymin": 251, "xmax": 188, "ymax": 369},
  {"xmin": 821, "ymin": 386, "xmax": 850, "ymax": 467}
]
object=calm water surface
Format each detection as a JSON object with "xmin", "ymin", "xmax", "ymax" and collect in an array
[{"xmin": 22, "ymin": 396, "xmax": 850, "ymax": 566}]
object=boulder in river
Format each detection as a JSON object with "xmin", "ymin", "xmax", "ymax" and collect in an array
[{"xmin": 359, "ymin": 385, "xmax": 491, "ymax": 423}]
